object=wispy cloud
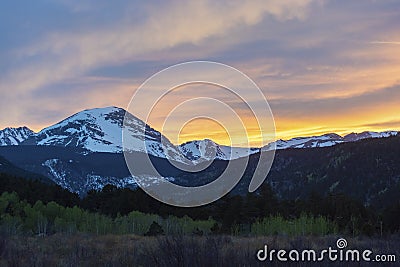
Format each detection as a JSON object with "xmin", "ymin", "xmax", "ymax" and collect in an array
[
  {"xmin": 359, "ymin": 119, "xmax": 400, "ymax": 129},
  {"xmin": 369, "ymin": 41, "xmax": 400, "ymax": 45},
  {"xmin": 3, "ymin": 0, "xmax": 314, "ymax": 93}
]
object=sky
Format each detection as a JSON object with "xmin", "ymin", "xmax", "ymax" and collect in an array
[{"xmin": 1, "ymin": 0, "xmax": 400, "ymax": 147}]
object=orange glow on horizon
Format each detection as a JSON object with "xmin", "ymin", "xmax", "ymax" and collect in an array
[{"xmin": 4, "ymin": 112, "xmax": 400, "ymax": 148}]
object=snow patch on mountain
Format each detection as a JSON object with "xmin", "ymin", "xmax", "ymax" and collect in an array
[
  {"xmin": 41, "ymin": 157, "xmax": 176, "ymax": 195},
  {"xmin": 42, "ymin": 159, "xmax": 70, "ymax": 189}
]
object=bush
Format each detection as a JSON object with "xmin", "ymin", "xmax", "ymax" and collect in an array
[{"xmin": 145, "ymin": 221, "xmax": 164, "ymax": 236}]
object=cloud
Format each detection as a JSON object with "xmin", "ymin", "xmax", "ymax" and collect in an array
[
  {"xmin": 359, "ymin": 120, "xmax": 400, "ymax": 129},
  {"xmin": 2, "ymin": 0, "xmax": 314, "ymax": 93},
  {"xmin": 370, "ymin": 41, "xmax": 400, "ymax": 45},
  {"xmin": 0, "ymin": 0, "xmax": 317, "ymax": 130},
  {"xmin": 0, "ymin": 75, "xmax": 138, "ymax": 131},
  {"xmin": 270, "ymin": 83, "xmax": 400, "ymax": 119}
]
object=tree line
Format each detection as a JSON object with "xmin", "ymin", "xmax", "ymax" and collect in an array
[{"xmin": 1, "ymin": 172, "xmax": 399, "ymax": 236}]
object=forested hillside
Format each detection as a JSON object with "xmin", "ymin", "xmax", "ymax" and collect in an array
[{"xmin": 1, "ymin": 172, "xmax": 399, "ymax": 237}]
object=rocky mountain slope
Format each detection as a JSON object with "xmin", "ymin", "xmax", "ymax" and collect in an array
[{"xmin": 0, "ymin": 127, "xmax": 34, "ymax": 146}]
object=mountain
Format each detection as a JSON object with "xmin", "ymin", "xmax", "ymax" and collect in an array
[
  {"xmin": 0, "ymin": 145, "xmax": 184, "ymax": 195},
  {"xmin": 22, "ymin": 106, "xmax": 187, "ymax": 163},
  {"xmin": 259, "ymin": 135, "xmax": 400, "ymax": 209},
  {"xmin": 0, "ymin": 145, "xmax": 136, "ymax": 195},
  {"xmin": 0, "ymin": 126, "xmax": 34, "ymax": 146},
  {"xmin": 177, "ymin": 131, "xmax": 399, "ymax": 159},
  {"xmin": 0, "ymin": 105, "xmax": 399, "ymax": 200},
  {"xmin": 0, "ymin": 106, "xmax": 398, "ymax": 161},
  {"xmin": 178, "ymin": 139, "xmax": 259, "ymax": 161},
  {"xmin": 262, "ymin": 131, "xmax": 398, "ymax": 151},
  {"xmin": 1, "ymin": 134, "xmax": 399, "ymax": 207},
  {"xmin": 185, "ymin": 135, "xmax": 400, "ymax": 209},
  {"xmin": 343, "ymin": 131, "xmax": 398, "ymax": 142},
  {"xmin": 0, "ymin": 107, "xmax": 191, "ymax": 194},
  {"xmin": 262, "ymin": 133, "xmax": 344, "ymax": 151}
]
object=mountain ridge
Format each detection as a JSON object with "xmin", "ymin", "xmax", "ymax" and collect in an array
[
  {"xmin": 0, "ymin": 106, "xmax": 398, "ymax": 161},
  {"xmin": 0, "ymin": 126, "xmax": 35, "ymax": 146},
  {"xmin": 0, "ymin": 107, "xmax": 399, "ymax": 206},
  {"xmin": 5, "ymin": 107, "xmax": 188, "ymax": 163}
]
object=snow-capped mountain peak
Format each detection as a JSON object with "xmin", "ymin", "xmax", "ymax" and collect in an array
[
  {"xmin": 343, "ymin": 131, "xmax": 398, "ymax": 142},
  {"xmin": 0, "ymin": 106, "xmax": 398, "ymax": 162},
  {"xmin": 178, "ymin": 139, "xmax": 222, "ymax": 161},
  {"xmin": 262, "ymin": 133, "xmax": 344, "ymax": 151},
  {"xmin": 0, "ymin": 126, "xmax": 35, "ymax": 146},
  {"xmin": 262, "ymin": 131, "xmax": 398, "ymax": 151},
  {"xmin": 178, "ymin": 139, "xmax": 259, "ymax": 161},
  {"xmin": 29, "ymin": 106, "xmax": 186, "ymax": 162},
  {"xmin": 33, "ymin": 106, "xmax": 127, "ymax": 151}
]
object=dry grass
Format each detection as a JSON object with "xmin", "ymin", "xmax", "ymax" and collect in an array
[{"xmin": 0, "ymin": 234, "xmax": 398, "ymax": 266}]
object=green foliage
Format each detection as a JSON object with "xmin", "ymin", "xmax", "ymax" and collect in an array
[
  {"xmin": 0, "ymin": 191, "xmax": 216, "ymax": 236},
  {"xmin": 0, "ymin": 173, "xmax": 80, "ymax": 207},
  {"xmin": 251, "ymin": 214, "xmax": 338, "ymax": 236}
]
